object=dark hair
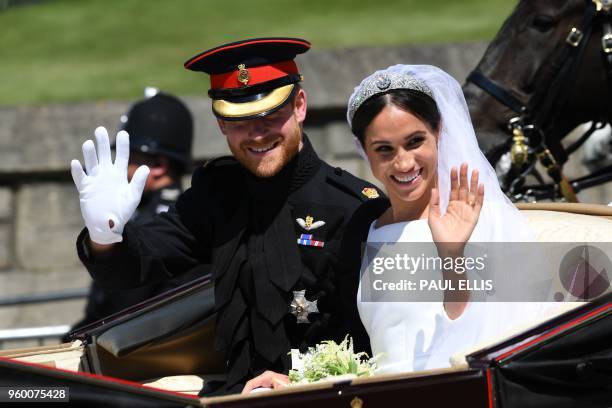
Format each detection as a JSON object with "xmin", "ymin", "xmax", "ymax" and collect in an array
[{"xmin": 351, "ymin": 89, "xmax": 441, "ymax": 146}]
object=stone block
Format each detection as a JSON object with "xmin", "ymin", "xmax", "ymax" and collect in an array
[
  {"xmin": 0, "ymin": 187, "xmax": 12, "ymax": 220},
  {"xmin": 303, "ymin": 126, "xmax": 330, "ymax": 161},
  {"xmin": 0, "ymin": 102, "xmax": 128, "ymax": 173},
  {"xmin": 183, "ymin": 97, "xmax": 230, "ymax": 160},
  {"xmin": 324, "ymin": 122, "xmax": 359, "ymax": 157},
  {"xmin": 298, "ymin": 42, "xmax": 487, "ymax": 109},
  {"xmin": 14, "ymin": 183, "xmax": 83, "ymax": 271},
  {"xmin": 0, "ymin": 43, "xmax": 488, "ymax": 173},
  {"xmin": 0, "ymin": 224, "xmax": 12, "ymax": 270}
]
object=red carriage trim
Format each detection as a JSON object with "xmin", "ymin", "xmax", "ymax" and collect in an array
[
  {"xmin": 0, "ymin": 355, "xmax": 200, "ymax": 400},
  {"xmin": 494, "ymin": 303, "xmax": 612, "ymax": 363}
]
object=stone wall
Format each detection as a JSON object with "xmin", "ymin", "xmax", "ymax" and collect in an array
[
  {"xmin": 0, "ymin": 42, "xmax": 488, "ymax": 274},
  {"xmin": 1, "ymin": 42, "xmax": 610, "ymax": 347}
]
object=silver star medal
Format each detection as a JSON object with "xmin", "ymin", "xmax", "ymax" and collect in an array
[{"xmin": 290, "ymin": 290, "xmax": 319, "ymax": 324}]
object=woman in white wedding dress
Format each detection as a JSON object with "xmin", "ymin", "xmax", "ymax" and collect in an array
[{"xmin": 346, "ymin": 65, "xmax": 548, "ymax": 374}]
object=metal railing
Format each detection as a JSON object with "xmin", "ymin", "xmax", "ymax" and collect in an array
[
  {"xmin": 0, "ymin": 288, "xmax": 88, "ymax": 349},
  {"xmin": 0, "ymin": 288, "xmax": 88, "ymax": 307},
  {"xmin": 0, "ymin": 325, "xmax": 71, "ymax": 348}
]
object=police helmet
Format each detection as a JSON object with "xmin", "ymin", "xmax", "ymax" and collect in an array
[{"xmin": 120, "ymin": 91, "xmax": 193, "ymax": 165}]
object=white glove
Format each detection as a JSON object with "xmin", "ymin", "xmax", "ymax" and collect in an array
[{"xmin": 71, "ymin": 126, "xmax": 150, "ymax": 244}]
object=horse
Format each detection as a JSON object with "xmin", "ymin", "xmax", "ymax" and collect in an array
[{"xmin": 464, "ymin": 0, "xmax": 612, "ymax": 201}]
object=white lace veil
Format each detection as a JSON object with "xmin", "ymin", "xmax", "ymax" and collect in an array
[{"xmin": 347, "ymin": 64, "xmax": 533, "ymax": 242}]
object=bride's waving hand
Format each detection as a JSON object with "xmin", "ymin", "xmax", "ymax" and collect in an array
[{"xmin": 428, "ymin": 163, "xmax": 484, "ymax": 256}]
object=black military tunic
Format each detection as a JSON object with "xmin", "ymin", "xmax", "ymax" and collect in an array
[
  {"xmin": 69, "ymin": 183, "xmax": 207, "ymax": 333},
  {"xmin": 77, "ymin": 135, "xmax": 388, "ymax": 393}
]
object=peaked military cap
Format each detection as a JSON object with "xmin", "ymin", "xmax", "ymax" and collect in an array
[{"xmin": 184, "ymin": 37, "xmax": 310, "ymax": 120}]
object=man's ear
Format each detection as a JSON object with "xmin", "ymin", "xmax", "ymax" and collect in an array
[
  {"xmin": 293, "ymin": 88, "xmax": 307, "ymax": 124},
  {"xmin": 217, "ymin": 118, "xmax": 227, "ymax": 135}
]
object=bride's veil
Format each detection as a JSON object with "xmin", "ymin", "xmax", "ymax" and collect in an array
[{"xmin": 347, "ymin": 64, "xmax": 533, "ymax": 243}]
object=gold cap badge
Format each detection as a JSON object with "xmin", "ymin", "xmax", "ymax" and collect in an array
[
  {"xmin": 362, "ymin": 187, "xmax": 379, "ymax": 199},
  {"xmin": 237, "ymin": 64, "xmax": 250, "ymax": 85}
]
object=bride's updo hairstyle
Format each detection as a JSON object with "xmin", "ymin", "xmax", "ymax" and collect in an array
[{"xmin": 350, "ymin": 89, "xmax": 441, "ymax": 148}]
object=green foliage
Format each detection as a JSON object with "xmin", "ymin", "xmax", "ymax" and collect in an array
[
  {"xmin": 0, "ymin": 0, "xmax": 516, "ymax": 105},
  {"xmin": 288, "ymin": 336, "xmax": 379, "ymax": 384}
]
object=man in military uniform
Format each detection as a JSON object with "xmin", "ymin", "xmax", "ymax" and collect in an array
[
  {"xmin": 68, "ymin": 91, "xmax": 205, "ymax": 333},
  {"xmin": 70, "ymin": 38, "xmax": 388, "ymax": 394}
]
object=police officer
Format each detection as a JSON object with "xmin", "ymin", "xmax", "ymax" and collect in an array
[
  {"xmin": 70, "ymin": 38, "xmax": 388, "ymax": 394},
  {"xmin": 120, "ymin": 89, "xmax": 192, "ymax": 223},
  {"xmin": 68, "ymin": 90, "xmax": 206, "ymax": 333}
]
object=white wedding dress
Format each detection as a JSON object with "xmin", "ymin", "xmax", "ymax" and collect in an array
[
  {"xmin": 357, "ymin": 219, "xmax": 551, "ymax": 374},
  {"xmin": 349, "ymin": 65, "xmax": 577, "ymax": 374}
]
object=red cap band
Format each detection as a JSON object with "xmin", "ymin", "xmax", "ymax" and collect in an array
[{"xmin": 210, "ymin": 60, "xmax": 299, "ymax": 90}]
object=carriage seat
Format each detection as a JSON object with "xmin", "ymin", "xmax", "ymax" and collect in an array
[
  {"xmin": 517, "ymin": 202, "xmax": 612, "ymax": 241},
  {"xmin": 450, "ymin": 202, "xmax": 612, "ymax": 368}
]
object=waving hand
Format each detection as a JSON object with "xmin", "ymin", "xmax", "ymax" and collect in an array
[
  {"xmin": 428, "ymin": 163, "xmax": 484, "ymax": 257},
  {"xmin": 71, "ymin": 126, "xmax": 150, "ymax": 244}
]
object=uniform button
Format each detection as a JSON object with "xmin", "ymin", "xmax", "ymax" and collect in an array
[{"xmin": 334, "ymin": 167, "xmax": 342, "ymax": 176}]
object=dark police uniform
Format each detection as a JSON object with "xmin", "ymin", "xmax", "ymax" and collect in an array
[{"xmin": 76, "ymin": 38, "xmax": 389, "ymax": 394}]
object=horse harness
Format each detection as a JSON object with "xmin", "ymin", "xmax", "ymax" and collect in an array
[{"xmin": 467, "ymin": 0, "xmax": 612, "ymax": 202}]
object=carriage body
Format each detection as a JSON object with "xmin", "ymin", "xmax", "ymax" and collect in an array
[{"xmin": 1, "ymin": 203, "xmax": 612, "ymax": 407}]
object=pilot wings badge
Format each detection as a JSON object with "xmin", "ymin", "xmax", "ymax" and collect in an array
[{"xmin": 296, "ymin": 215, "xmax": 325, "ymax": 231}]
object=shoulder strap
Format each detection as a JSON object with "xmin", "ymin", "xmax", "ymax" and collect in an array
[
  {"xmin": 192, "ymin": 156, "xmax": 241, "ymax": 186},
  {"xmin": 325, "ymin": 165, "xmax": 385, "ymax": 202}
]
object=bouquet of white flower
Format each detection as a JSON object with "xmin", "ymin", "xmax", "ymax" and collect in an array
[{"xmin": 288, "ymin": 336, "xmax": 379, "ymax": 384}]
